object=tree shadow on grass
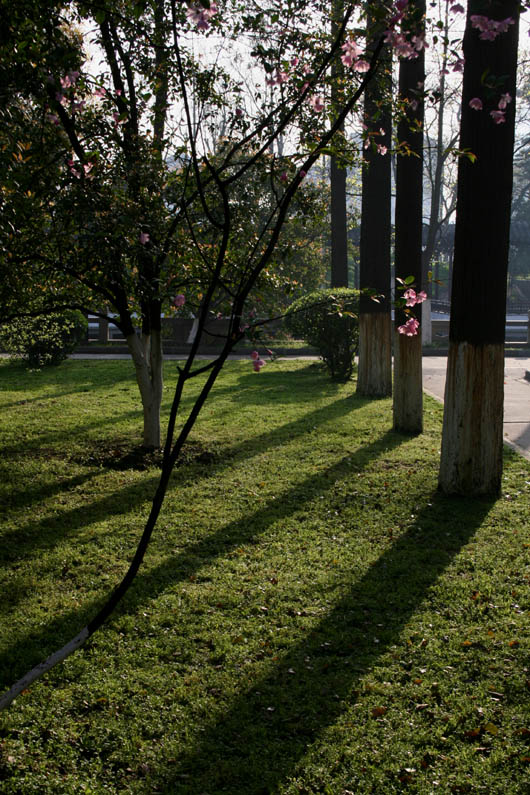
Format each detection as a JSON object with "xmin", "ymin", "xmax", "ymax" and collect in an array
[
  {"xmin": 0, "ymin": 427, "xmax": 405, "ymax": 692},
  {"xmin": 156, "ymin": 492, "xmax": 495, "ymax": 795},
  {"xmin": 0, "ymin": 389, "xmax": 367, "ymax": 563},
  {"xmin": 0, "ymin": 359, "xmax": 135, "ymax": 405}
]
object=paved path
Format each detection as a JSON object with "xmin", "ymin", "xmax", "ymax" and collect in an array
[
  {"xmin": 61, "ymin": 353, "xmax": 530, "ymax": 462},
  {"xmin": 423, "ymin": 356, "xmax": 530, "ymax": 461}
]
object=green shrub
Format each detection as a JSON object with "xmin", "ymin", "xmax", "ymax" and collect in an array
[
  {"xmin": 0, "ymin": 310, "xmax": 88, "ymax": 367},
  {"xmin": 284, "ymin": 287, "xmax": 360, "ymax": 380}
]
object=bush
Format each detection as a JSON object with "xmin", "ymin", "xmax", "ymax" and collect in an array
[
  {"xmin": 284, "ymin": 287, "xmax": 360, "ymax": 380},
  {"xmin": 0, "ymin": 310, "xmax": 88, "ymax": 367}
]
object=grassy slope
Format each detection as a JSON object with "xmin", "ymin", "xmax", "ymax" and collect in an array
[{"xmin": 0, "ymin": 358, "xmax": 529, "ymax": 794}]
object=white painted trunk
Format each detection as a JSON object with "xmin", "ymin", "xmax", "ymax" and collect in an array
[
  {"xmin": 421, "ymin": 299, "xmax": 432, "ymax": 345},
  {"xmin": 439, "ymin": 341, "xmax": 504, "ymax": 495},
  {"xmin": 126, "ymin": 329, "xmax": 163, "ymax": 449},
  {"xmin": 356, "ymin": 313, "xmax": 392, "ymax": 397},
  {"xmin": 187, "ymin": 317, "xmax": 199, "ymax": 344},
  {"xmin": 393, "ymin": 331, "xmax": 423, "ymax": 433}
]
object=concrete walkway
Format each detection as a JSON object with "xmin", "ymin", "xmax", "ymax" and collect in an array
[
  {"xmin": 64, "ymin": 353, "xmax": 530, "ymax": 462},
  {"xmin": 423, "ymin": 356, "xmax": 530, "ymax": 461}
]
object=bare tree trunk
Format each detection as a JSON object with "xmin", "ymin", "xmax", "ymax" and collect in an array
[
  {"xmin": 330, "ymin": 147, "xmax": 349, "ymax": 287},
  {"xmin": 393, "ymin": 0, "xmax": 425, "ymax": 433},
  {"xmin": 127, "ymin": 329, "xmax": 163, "ymax": 449},
  {"xmin": 439, "ymin": 0, "xmax": 519, "ymax": 494},
  {"xmin": 330, "ymin": 0, "xmax": 348, "ymax": 288},
  {"xmin": 357, "ymin": 8, "xmax": 392, "ymax": 397}
]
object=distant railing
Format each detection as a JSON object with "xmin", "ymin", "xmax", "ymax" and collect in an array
[
  {"xmin": 432, "ymin": 314, "xmax": 530, "ymax": 344},
  {"xmin": 87, "ymin": 313, "xmax": 530, "ymax": 347}
]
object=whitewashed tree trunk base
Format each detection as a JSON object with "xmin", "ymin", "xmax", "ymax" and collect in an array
[
  {"xmin": 421, "ymin": 299, "xmax": 432, "ymax": 345},
  {"xmin": 439, "ymin": 341, "xmax": 504, "ymax": 495},
  {"xmin": 127, "ymin": 330, "xmax": 163, "ymax": 449},
  {"xmin": 356, "ymin": 313, "xmax": 392, "ymax": 397},
  {"xmin": 393, "ymin": 331, "xmax": 423, "ymax": 433}
]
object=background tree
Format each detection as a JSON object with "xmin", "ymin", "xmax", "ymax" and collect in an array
[
  {"xmin": 330, "ymin": 0, "xmax": 349, "ymax": 288},
  {"xmin": 356, "ymin": 5, "xmax": 393, "ymax": 397},
  {"xmin": 439, "ymin": 0, "xmax": 520, "ymax": 494},
  {"xmin": 393, "ymin": 0, "xmax": 426, "ymax": 434}
]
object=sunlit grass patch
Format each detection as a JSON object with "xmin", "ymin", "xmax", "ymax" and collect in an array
[{"xmin": 0, "ymin": 358, "xmax": 528, "ymax": 794}]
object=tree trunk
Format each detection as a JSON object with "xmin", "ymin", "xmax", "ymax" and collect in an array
[
  {"xmin": 394, "ymin": 331, "xmax": 423, "ymax": 431},
  {"xmin": 127, "ymin": 329, "xmax": 163, "ymax": 449},
  {"xmin": 439, "ymin": 0, "xmax": 519, "ymax": 494},
  {"xmin": 439, "ymin": 343, "xmax": 504, "ymax": 494},
  {"xmin": 393, "ymin": 0, "xmax": 425, "ymax": 433},
  {"xmin": 357, "ymin": 313, "xmax": 392, "ymax": 395},
  {"xmin": 357, "ymin": 9, "xmax": 392, "ymax": 397},
  {"xmin": 330, "ymin": 148, "xmax": 349, "ymax": 287},
  {"xmin": 329, "ymin": 0, "xmax": 348, "ymax": 288}
]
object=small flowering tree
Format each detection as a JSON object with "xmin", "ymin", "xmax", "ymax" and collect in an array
[{"xmin": 0, "ymin": 0, "xmax": 395, "ymax": 708}]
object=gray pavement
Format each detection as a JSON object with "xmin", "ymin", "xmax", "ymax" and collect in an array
[{"xmin": 423, "ymin": 356, "xmax": 530, "ymax": 462}]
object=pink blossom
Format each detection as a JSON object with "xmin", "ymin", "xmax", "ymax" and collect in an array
[
  {"xmin": 470, "ymin": 15, "xmax": 514, "ymax": 41},
  {"xmin": 452, "ymin": 58, "xmax": 465, "ymax": 73},
  {"xmin": 450, "ymin": 3, "xmax": 465, "ymax": 12},
  {"xmin": 94, "ymin": 86, "xmax": 106, "ymax": 98},
  {"xmin": 267, "ymin": 68, "xmax": 289, "ymax": 87},
  {"xmin": 398, "ymin": 317, "xmax": 420, "ymax": 336},
  {"xmin": 187, "ymin": 2, "xmax": 218, "ymax": 31},
  {"xmin": 498, "ymin": 92, "xmax": 512, "ymax": 110},
  {"xmin": 376, "ymin": 144, "xmax": 388, "ymax": 156},
  {"xmin": 403, "ymin": 288, "xmax": 427, "ymax": 307},
  {"xmin": 299, "ymin": 170, "xmax": 307, "ymax": 179},
  {"xmin": 469, "ymin": 97, "xmax": 483, "ymax": 111},
  {"xmin": 252, "ymin": 357, "xmax": 266, "ymax": 372},
  {"xmin": 139, "ymin": 232, "xmax": 150, "ymax": 245},
  {"xmin": 68, "ymin": 159, "xmax": 81, "ymax": 179},
  {"xmin": 235, "ymin": 107, "xmax": 243, "ymax": 117},
  {"xmin": 411, "ymin": 33, "xmax": 427, "ymax": 52},
  {"xmin": 353, "ymin": 59, "xmax": 370, "ymax": 73},
  {"xmin": 341, "ymin": 38, "xmax": 363, "ymax": 68},
  {"xmin": 490, "ymin": 109, "xmax": 506, "ymax": 124},
  {"xmin": 251, "ymin": 351, "xmax": 259, "ymax": 360},
  {"xmin": 308, "ymin": 94, "xmax": 325, "ymax": 112},
  {"xmin": 173, "ymin": 294, "xmax": 186, "ymax": 307},
  {"xmin": 291, "ymin": 56, "xmax": 299, "ymax": 67}
]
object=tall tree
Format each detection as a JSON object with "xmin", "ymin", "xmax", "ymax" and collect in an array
[
  {"xmin": 330, "ymin": 0, "xmax": 349, "ymax": 287},
  {"xmin": 357, "ymin": 6, "xmax": 393, "ymax": 397},
  {"xmin": 439, "ymin": 0, "xmax": 520, "ymax": 494},
  {"xmin": 393, "ymin": 0, "xmax": 426, "ymax": 434}
]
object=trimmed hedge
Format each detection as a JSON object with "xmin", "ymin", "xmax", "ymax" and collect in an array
[
  {"xmin": 284, "ymin": 287, "xmax": 360, "ymax": 380},
  {"xmin": 0, "ymin": 310, "xmax": 88, "ymax": 367}
]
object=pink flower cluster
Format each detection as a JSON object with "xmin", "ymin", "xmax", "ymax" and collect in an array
[
  {"xmin": 172, "ymin": 294, "xmax": 186, "ymax": 308},
  {"xmin": 186, "ymin": 2, "xmax": 218, "ymax": 31},
  {"xmin": 398, "ymin": 317, "xmax": 420, "ymax": 336},
  {"xmin": 341, "ymin": 39, "xmax": 370, "ymax": 73},
  {"xmin": 251, "ymin": 351, "xmax": 266, "ymax": 372},
  {"xmin": 469, "ymin": 92, "xmax": 512, "ymax": 124},
  {"xmin": 470, "ymin": 15, "xmax": 515, "ymax": 41},
  {"xmin": 403, "ymin": 288, "xmax": 427, "ymax": 307},
  {"xmin": 68, "ymin": 158, "xmax": 93, "ymax": 179}
]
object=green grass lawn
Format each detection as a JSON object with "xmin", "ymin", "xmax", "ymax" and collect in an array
[{"xmin": 0, "ymin": 358, "xmax": 529, "ymax": 794}]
